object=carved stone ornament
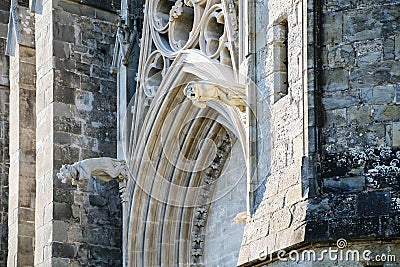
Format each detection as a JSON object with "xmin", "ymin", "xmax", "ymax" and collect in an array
[
  {"xmin": 57, "ymin": 157, "xmax": 128, "ymax": 185},
  {"xmin": 170, "ymin": 0, "xmax": 184, "ymax": 21},
  {"xmin": 183, "ymin": 80, "xmax": 246, "ymax": 112},
  {"xmin": 111, "ymin": 17, "xmax": 140, "ymax": 73},
  {"xmin": 190, "ymin": 133, "xmax": 233, "ymax": 265}
]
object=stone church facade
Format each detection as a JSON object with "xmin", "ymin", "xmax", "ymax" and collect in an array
[{"xmin": 0, "ymin": 0, "xmax": 400, "ymax": 266}]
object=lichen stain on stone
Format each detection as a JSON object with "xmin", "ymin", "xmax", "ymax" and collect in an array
[{"xmin": 321, "ymin": 145, "xmax": 400, "ymax": 190}]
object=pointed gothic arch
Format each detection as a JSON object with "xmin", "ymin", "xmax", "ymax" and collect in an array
[
  {"xmin": 122, "ymin": 0, "xmax": 247, "ymax": 265},
  {"xmin": 124, "ymin": 50, "xmax": 247, "ymax": 266},
  {"xmin": 119, "ymin": 0, "xmax": 248, "ymax": 266}
]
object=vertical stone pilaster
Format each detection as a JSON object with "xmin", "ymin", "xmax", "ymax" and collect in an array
[
  {"xmin": 0, "ymin": 1, "xmax": 10, "ymax": 265},
  {"xmin": 7, "ymin": 2, "xmax": 36, "ymax": 266},
  {"xmin": 34, "ymin": 0, "xmax": 54, "ymax": 264}
]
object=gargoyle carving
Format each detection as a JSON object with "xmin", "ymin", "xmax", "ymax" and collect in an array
[
  {"xmin": 57, "ymin": 157, "xmax": 128, "ymax": 185},
  {"xmin": 183, "ymin": 81, "xmax": 246, "ymax": 112}
]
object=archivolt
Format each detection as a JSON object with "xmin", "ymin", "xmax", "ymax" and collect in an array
[{"xmin": 124, "ymin": 51, "xmax": 246, "ymax": 266}]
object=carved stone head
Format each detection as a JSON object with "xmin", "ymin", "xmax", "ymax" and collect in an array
[
  {"xmin": 184, "ymin": 82, "xmax": 207, "ymax": 108},
  {"xmin": 184, "ymin": 82, "xmax": 199, "ymax": 100}
]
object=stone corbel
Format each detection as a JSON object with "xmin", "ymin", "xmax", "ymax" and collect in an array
[
  {"xmin": 57, "ymin": 157, "xmax": 128, "ymax": 202},
  {"xmin": 183, "ymin": 81, "xmax": 246, "ymax": 112}
]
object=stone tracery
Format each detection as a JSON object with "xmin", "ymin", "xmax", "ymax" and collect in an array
[
  {"xmin": 141, "ymin": 50, "xmax": 168, "ymax": 97},
  {"xmin": 140, "ymin": 0, "xmax": 240, "ymax": 97}
]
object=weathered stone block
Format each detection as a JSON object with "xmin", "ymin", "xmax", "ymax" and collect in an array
[
  {"xmin": 52, "ymin": 258, "xmax": 69, "ymax": 267},
  {"xmin": 324, "ymin": 108, "xmax": 347, "ymax": 126},
  {"xmin": 358, "ymin": 192, "xmax": 389, "ymax": 217},
  {"xmin": 89, "ymin": 245, "xmax": 121, "ymax": 262},
  {"xmin": 354, "ymin": 39, "xmax": 383, "ymax": 66},
  {"xmin": 343, "ymin": 8, "xmax": 382, "ymax": 42},
  {"xmin": 83, "ymin": 226, "xmax": 121, "ymax": 247},
  {"xmin": 321, "ymin": 68, "xmax": 349, "ymax": 92},
  {"xmin": 381, "ymin": 7, "xmax": 400, "ymax": 37},
  {"xmin": 384, "ymin": 36, "xmax": 395, "ymax": 60},
  {"xmin": 327, "ymin": 44, "xmax": 354, "ymax": 69},
  {"xmin": 358, "ymin": 0, "xmax": 400, "ymax": 6},
  {"xmin": 91, "ymin": 65, "xmax": 113, "ymax": 80},
  {"xmin": 324, "ymin": 0, "xmax": 357, "ymax": 11},
  {"xmin": 348, "ymin": 105, "xmax": 370, "ymax": 125},
  {"xmin": 322, "ymin": 89, "xmax": 359, "ymax": 110},
  {"xmin": 371, "ymin": 105, "xmax": 400, "ymax": 122},
  {"xmin": 52, "ymin": 242, "xmax": 76, "ymax": 259},
  {"xmin": 55, "ymin": 70, "xmax": 80, "ymax": 89},
  {"xmin": 269, "ymin": 208, "xmax": 292, "ymax": 233},
  {"xmin": 52, "ymin": 220, "xmax": 68, "ymax": 242},
  {"xmin": 75, "ymin": 90, "xmax": 94, "ymax": 111},
  {"xmin": 88, "ymin": 195, "xmax": 107, "ymax": 207},
  {"xmin": 57, "ymin": 0, "xmax": 96, "ymax": 18},
  {"xmin": 305, "ymin": 220, "xmax": 329, "ymax": 241},
  {"xmin": 321, "ymin": 11, "xmax": 343, "ymax": 44},
  {"xmin": 54, "ymin": 188, "xmax": 73, "ymax": 204},
  {"xmin": 393, "ymin": 122, "xmax": 400, "ymax": 147},
  {"xmin": 54, "ymin": 86, "xmax": 76, "ymax": 105},
  {"xmin": 75, "ymin": 62, "xmax": 91, "ymax": 76},
  {"xmin": 381, "ymin": 215, "xmax": 400, "ymax": 236},
  {"xmin": 395, "ymin": 34, "xmax": 400, "ymax": 60},
  {"xmin": 53, "ymin": 40, "xmax": 71, "ymax": 59},
  {"xmin": 322, "ymin": 176, "xmax": 365, "ymax": 193},
  {"xmin": 70, "ymin": 0, "xmax": 120, "ymax": 13},
  {"xmin": 0, "ymin": 1, "xmax": 10, "ymax": 11},
  {"xmin": 54, "ymin": 58, "xmax": 76, "ymax": 71},
  {"xmin": 53, "ymin": 145, "xmax": 80, "ymax": 163},
  {"xmin": 53, "ymin": 202, "xmax": 73, "ymax": 221},
  {"xmin": 18, "ymin": 236, "xmax": 34, "ymax": 254},
  {"xmin": 329, "ymin": 216, "xmax": 381, "ymax": 239},
  {"xmin": 54, "ymin": 23, "xmax": 75, "ymax": 43},
  {"xmin": 361, "ymin": 85, "xmax": 395, "ymax": 105},
  {"xmin": 350, "ymin": 64, "xmax": 391, "ymax": 88}
]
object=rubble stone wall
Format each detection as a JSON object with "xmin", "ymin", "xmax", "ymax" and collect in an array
[{"xmin": 312, "ymin": 0, "xmax": 400, "ymax": 242}]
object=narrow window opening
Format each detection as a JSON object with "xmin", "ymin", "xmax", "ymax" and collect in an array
[
  {"xmin": 272, "ymin": 19, "xmax": 289, "ymax": 103},
  {"xmin": 282, "ymin": 20, "xmax": 289, "ymax": 93}
]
